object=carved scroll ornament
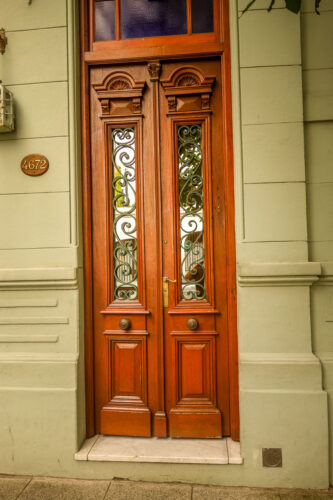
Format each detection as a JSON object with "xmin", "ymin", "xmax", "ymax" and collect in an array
[
  {"xmin": 147, "ymin": 62, "xmax": 161, "ymax": 82},
  {"xmin": 93, "ymin": 71, "xmax": 146, "ymax": 117},
  {"xmin": 161, "ymin": 66, "xmax": 216, "ymax": 113}
]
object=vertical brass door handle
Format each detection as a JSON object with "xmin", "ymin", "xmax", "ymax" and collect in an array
[{"xmin": 162, "ymin": 277, "xmax": 177, "ymax": 308}]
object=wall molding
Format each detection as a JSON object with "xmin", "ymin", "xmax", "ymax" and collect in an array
[
  {"xmin": 240, "ymin": 352, "xmax": 320, "ymax": 365},
  {"xmin": 238, "ymin": 262, "xmax": 322, "ymax": 286},
  {"xmin": 0, "ymin": 316, "xmax": 68, "ymax": 325},
  {"xmin": 0, "ymin": 298, "xmax": 58, "ymax": 308},
  {"xmin": 314, "ymin": 262, "xmax": 333, "ymax": 286},
  {"xmin": 0, "ymin": 334, "xmax": 59, "ymax": 343},
  {"xmin": 316, "ymin": 353, "xmax": 333, "ymax": 363},
  {"xmin": 0, "ymin": 267, "xmax": 78, "ymax": 290},
  {"xmin": 0, "ymin": 352, "xmax": 78, "ymax": 363}
]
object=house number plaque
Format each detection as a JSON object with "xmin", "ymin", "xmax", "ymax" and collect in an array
[{"xmin": 21, "ymin": 154, "xmax": 49, "ymax": 176}]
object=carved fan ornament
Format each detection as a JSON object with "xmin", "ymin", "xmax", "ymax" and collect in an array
[
  {"xmin": 93, "ymin": 71, "xmax": 146, "ymax": 117},
  {"xmin": 109, "ymin": 78, "xmax": 131, "ymax": 90},
  {"xmin": 161, "ymin": 66, "xmax": 216, "ymax": 113},
  {"xmin": 175, "ymin": 74, "xmax": 200, "ymax": 87}
]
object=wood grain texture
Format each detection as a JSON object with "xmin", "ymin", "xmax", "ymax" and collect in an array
[
  {"xmin": 221, "ymin": 0, "xmax": 240, "ymax": 441},
  {"xmin": 80, "ymin": 0, "xmax": 95, "ymax": 437},
  {"xmin": 90, "ymin": 64, "xmax": 151, "ymax": 436},
  {"xmin": 81, "ymin": 0, "xmax": 239, "ymax": 440},
  {"xmin": 160, "ymin": 59, "xmax": 226, "ymax": 438}
]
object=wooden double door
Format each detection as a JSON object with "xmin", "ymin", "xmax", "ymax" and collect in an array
[{"xmin": 91, "ymin": 57, "xmax": 231, "ymax": 438}]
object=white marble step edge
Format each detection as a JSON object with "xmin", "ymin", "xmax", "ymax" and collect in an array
[{"xmin": 75, "ymin": 435, "xmax": 243, "ymax": 465}]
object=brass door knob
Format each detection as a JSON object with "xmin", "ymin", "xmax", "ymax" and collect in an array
[
  {"xmin": 187, "ymin": 318, "xmax": 199, "ymax": 331},
  {"xmin": 119, "ymin": 318, "xmax": 131, "ymax": 330}
]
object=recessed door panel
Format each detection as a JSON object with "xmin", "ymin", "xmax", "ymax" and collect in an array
[
  {"xmin": 109, "ymin": 338, "xmax": 146, "ymax": 402},
  {"xmin": 175, "ymin": 336, "xmax": 216, "ymax": 403}
]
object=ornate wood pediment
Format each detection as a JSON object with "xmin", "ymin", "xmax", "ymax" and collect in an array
[
  {"xmin": 93, "ymin": 71, "xmax": 146, "ymax": 116},
  {"xmin": 161, "ymin": 66, "xmax": 216, "ymax": 113}
]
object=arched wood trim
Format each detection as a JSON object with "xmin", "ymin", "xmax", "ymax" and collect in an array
[{"xmin": 161, "ymin": 66, "xmax": 216, "ymax": 113}]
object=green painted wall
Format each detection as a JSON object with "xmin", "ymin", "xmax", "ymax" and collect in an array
[
  {"xmin": 235, "ymin": 0, "xmax": 328, "ymax": 488},
  {"xmin": 301, "ymin": 0, "xmax": 333, "ymax": 484},
  {"xmin": 0, "ymin": 0, "xmax": 86, "ymax": 478},
  {"xmin": 0, "ymin": 0, "xmax": 331, "ymax": 489}
]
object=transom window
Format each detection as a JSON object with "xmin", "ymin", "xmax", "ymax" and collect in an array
[{"xmin": 94, "ymin": 0, "xmax": 214, "ymax": 41}]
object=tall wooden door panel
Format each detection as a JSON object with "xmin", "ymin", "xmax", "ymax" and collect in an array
[
  {"xmin": 160, "ymin": 60, "xmax": 229, "ymax": 437},
  {"xmin": 90, "ymin": 58, "xmax": 229, "ymax": 438}
]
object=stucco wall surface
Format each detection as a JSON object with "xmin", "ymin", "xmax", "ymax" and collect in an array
[
  {"xmin": 0, "ymin": 0, "xmax": 86, "ymax": 480},
  {"xmin": 0, "ymin": 0, "xmax": 331, "ymax": 490},
  {"xmin": 300, "ymin": 0, "xmax": 333, "ymax": 484},
  {"xmin": 235, "ymin": 0, "xmax": 330, "ymax": 489}
]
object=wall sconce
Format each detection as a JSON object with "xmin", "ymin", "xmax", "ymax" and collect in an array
[
  {"xmin": 0, "ymin": 28, "xmax": 7, "ymax": 55},
  {"xmin": 0, "ymin": 29, "xmax": 15, "ymax": 132},
  {"xmin": 0, "ymin": 83, "xmax": 15, "ymax": 133}
]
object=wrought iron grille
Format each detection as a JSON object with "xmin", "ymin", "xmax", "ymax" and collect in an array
[
  {"xmin": 111, "ymin": 127, "xmax": 138, "ymax": 300},
  {"xmin": 178, "ymin": 124, "xmax": 206, "ymax": 300}
]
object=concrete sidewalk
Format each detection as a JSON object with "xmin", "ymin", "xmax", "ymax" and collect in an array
[{"xmin": 1, "ymin": 476, "xmax": 333, "ymax": 499}]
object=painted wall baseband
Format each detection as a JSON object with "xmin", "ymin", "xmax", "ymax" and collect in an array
[
  {"xmin": 0, "ymin": 335, "xmax": 59, "ymax": 343},
  {"xmin": 237, "ymin": 262, "xmax": 323, "ymax": 286},
  {"xmin": 0, "ymin": 267, "xmax": 78, "ymax": 290},
  {"xmin": 0, "ymin": 299, "xmax": 58, "ymax": 308},
  {"xmin": 238, "ymin": 275, "xmax": 319, "ymax": 286},
  {"xmin": 0, "ymin": 316, "xmax": 69, "ymax": 325}
]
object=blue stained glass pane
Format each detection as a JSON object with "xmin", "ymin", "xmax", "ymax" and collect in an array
[
  {"xmin": 192, "ymin": 0, "xmax": 214, "ymax": 34},
  {"xmin": 120, "ymin": 0, "xmax": 187, "ymax": 39},
  {"xmin": 95, "ymin": 1, "xmax": 116, "ymax": 41}
]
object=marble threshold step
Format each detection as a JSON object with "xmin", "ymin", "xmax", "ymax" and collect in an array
[{"xmin": 75, "ymin": 435, "xmax": 243, "ymax": 465}]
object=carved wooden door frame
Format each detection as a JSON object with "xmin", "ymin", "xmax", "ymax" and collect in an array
[{"xmin": 79, "ymin": 0, "xmax": 239, "ymax": 441}]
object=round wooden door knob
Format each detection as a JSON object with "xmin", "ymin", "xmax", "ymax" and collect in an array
[
  {"xmin": 119, "ymin": 318, "xmax": 131, "ymax": 330},
  {"xmin": 187, "ymin": 318, "xmax": 199, "ymax": 331}
]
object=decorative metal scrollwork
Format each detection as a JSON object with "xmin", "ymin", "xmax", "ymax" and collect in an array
[
  {"xmin": 112, "ymin": 127, "xmax": 138, "ymax": 300},
  {"xmin": 178, "ymin": 124, "xmax": 206, "ymax": 300}
]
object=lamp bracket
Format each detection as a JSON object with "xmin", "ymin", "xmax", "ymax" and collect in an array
[{"xmin": 0, "ymin": 28, "xmax": 7, "ymax": 55}]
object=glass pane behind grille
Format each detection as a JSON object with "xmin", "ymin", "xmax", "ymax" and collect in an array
[
  {"xmin": 192, "ymin": 0, "xmax": 214, "ymax": 34},
  {"xmin": 95, "ymin": 1, "xmax": 116, "ymax": 41},
  {"xmin": 120, "ymin": 0, "xmax": 187, "ymax": 39},
  {"xmin": 178, "ymin": 124, "xmax": 206, "ymax": 301},
  {"xmin": 112, "ymin": 128, "xmax": 138, "ymax": 300}
]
